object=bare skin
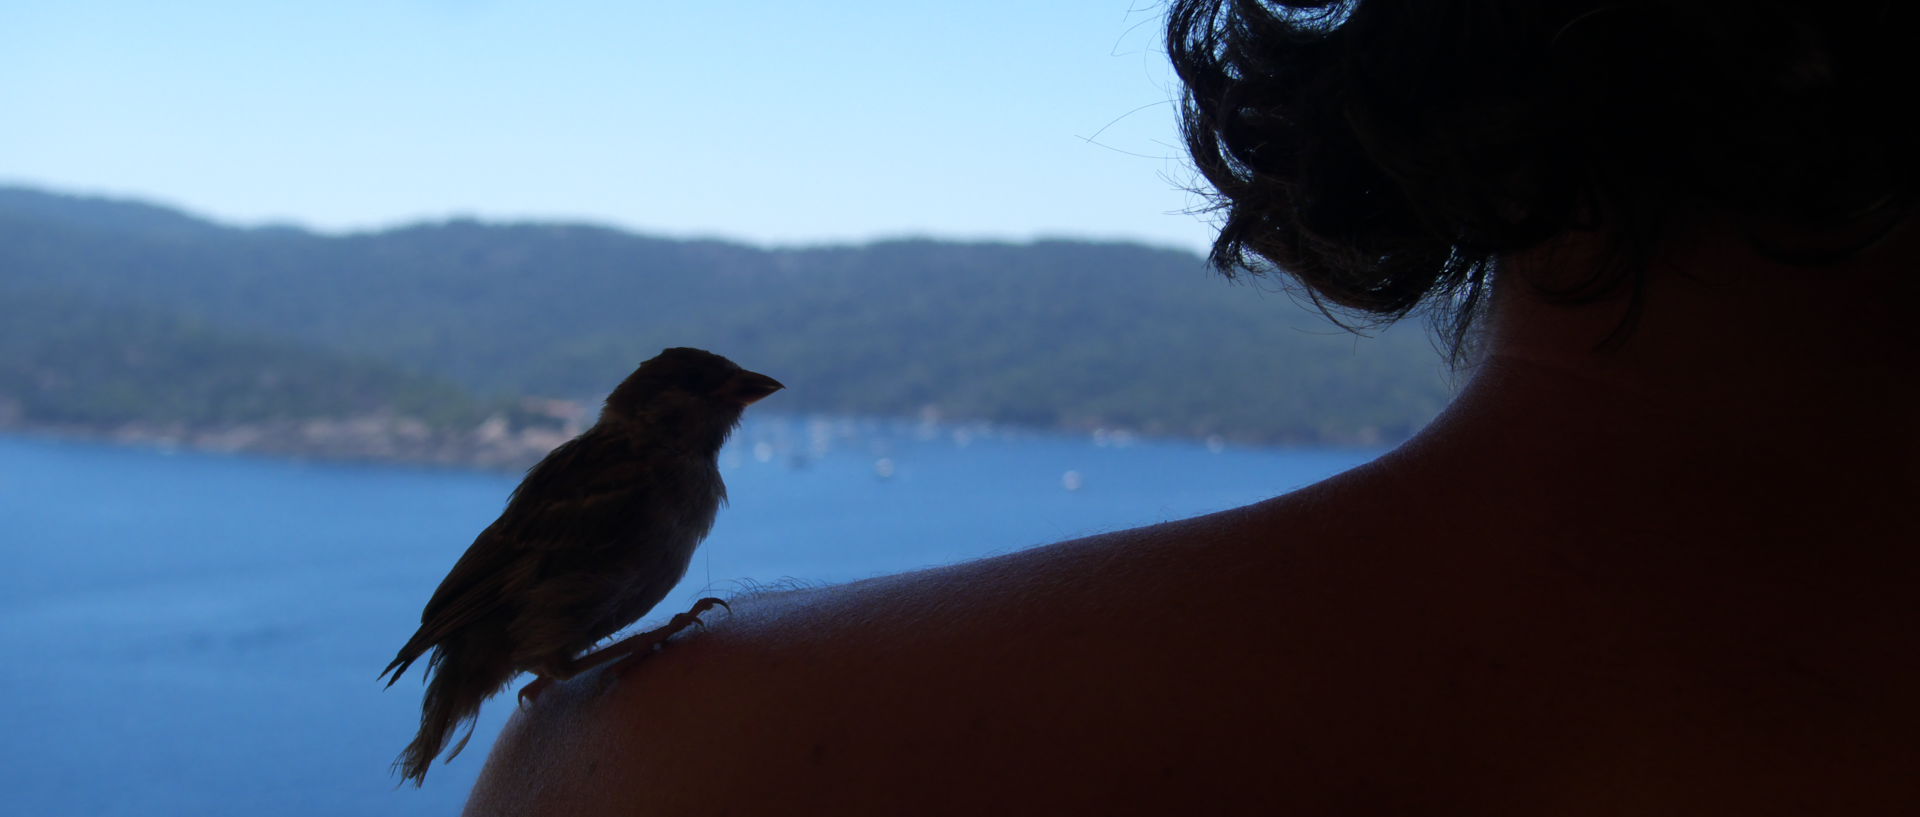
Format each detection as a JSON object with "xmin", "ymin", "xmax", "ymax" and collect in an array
[{"xmin": 464, "ymin": 220, "xmax": 1920, "ymax": 815}]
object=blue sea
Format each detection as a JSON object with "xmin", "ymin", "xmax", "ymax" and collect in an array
[{"xmin": 0, "ymin": 418, "xmax": 1381, "ymax": 816}]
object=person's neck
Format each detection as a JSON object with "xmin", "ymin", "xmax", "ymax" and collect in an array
[
  {"xmin": 1373, "ymin": 218, "xmax": 1919, "ymax": 554},
  {"xmin": 1473, "ymin": 216, "xmax": 1915, "ymax": 454}
]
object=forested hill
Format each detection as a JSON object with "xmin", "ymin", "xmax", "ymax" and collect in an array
[{"xmin": 0, "ymin": 185, "xmax": 1454, "ymax": 448}]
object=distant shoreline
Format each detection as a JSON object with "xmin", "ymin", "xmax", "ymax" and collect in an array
[
  {"xmin": 0, "ymin": 411, "xmax": 1406, "ymax": 474},
  {"xmin": 0, "ymin": 415, "xmax": 572, "ymax": 472}
]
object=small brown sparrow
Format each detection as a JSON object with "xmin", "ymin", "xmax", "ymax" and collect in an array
[{"xmin": 380, "ymin": 347, "xmax": 782, "ymax": 785}]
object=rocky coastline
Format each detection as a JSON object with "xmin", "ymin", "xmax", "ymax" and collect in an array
[{"xmin": 0, "ymin": 408, "xmax": 588, "ymax": 472}]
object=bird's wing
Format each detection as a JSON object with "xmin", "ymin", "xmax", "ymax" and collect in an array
[{"xmin": 386, "ymin": 427, "xmax": 656, "ymax": 679}]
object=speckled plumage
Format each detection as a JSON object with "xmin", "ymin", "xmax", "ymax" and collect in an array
[{"xmin": 380, "ymin": 348, "xmax": 781, "ymax": 785}]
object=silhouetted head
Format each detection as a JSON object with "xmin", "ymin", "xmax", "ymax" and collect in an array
[
  {"xmin": 1168, "ymin": 0, "xmax": 1918, "ymax": 357},
  {"xmin": 602, "ymin": 348, "xmax": 782, "ymax": 445}
]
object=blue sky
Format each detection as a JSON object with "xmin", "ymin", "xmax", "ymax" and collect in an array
[{"xmin": 1, "ymin": 1, "xmax": 1216, "ymax": 251}]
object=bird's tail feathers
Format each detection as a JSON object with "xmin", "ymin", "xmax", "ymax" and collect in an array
[
  {"xmin": 393, "ymin": 642, "xmax": 510, "ymax": 786},
  {"xmin": 379, "ymin": 625, "xmax": 441, "ymax": 687}
]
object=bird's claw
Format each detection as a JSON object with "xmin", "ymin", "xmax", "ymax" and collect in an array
[
  {"xmin": 517, "ymin": 676, "xmax": 554, "ymax": 710},
  {"xmin": 683, "ymin": 596, "xmax": 731, "ymax": 626},
  {"xmin": 640, "ymin": 597, "xmax": 731, "ymax": 649},
  {"xmin": 513, "ymin": 598, "xmax": 735, "ymax": 708},
  {"xmin": 672, "ymin": 597, "xmax": 729, "ymax": 635},
  {"xmin": 600, "ymin": 597, "xmax": 734, "ymax": 679}
]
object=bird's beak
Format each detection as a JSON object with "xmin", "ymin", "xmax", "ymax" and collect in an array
[{"xmin": 722, "ymin": 370, "xmax": 784, "ymax": 405}]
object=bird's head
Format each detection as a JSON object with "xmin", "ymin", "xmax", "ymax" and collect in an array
[{"xmin": 602, "ymin": 348, "xmax": 783, "ymax": 446}]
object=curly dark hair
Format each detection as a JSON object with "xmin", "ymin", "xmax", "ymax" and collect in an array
[{"xmin": 1168, "ymin": 0, "xmax": 1916, "ymax": 353}]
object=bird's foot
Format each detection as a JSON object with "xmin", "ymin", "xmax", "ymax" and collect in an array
[
  {"xmin": 515, "ymin": 598, "xmax": 733, "ymax": 709},
  {"xmin": 517, "ymin": 675, "xmax": 555, "ymax": 709},
  {"xmin": 600, "ymin": 597, "xmax": 733, "ymax": 679},
  {"xmin": 572, "ymin": 598, "xmax": 729, "ymax": 678},
  {"xmin": 670, "ymin": 596, "xmax": 731, "ymax": 632}
]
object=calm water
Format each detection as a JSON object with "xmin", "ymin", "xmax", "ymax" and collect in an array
[{"xmin": 0, "ymin": 419, "xmax": 1381, "ymax": 816}]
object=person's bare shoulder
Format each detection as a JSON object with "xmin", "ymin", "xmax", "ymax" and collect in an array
[
  {"xmin": 456, "ymin": 462, "xmax": 1539, "ymax": 815},
  {"xmin": 463, "ymin": 449, "xmax": 1920, "ymax": 816},
  {"xmin": 460, "ymin": 488, "xmax": 1387, "ymax": 815}
]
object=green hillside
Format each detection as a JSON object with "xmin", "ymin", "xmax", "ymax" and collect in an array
[
  {"xmin": 0, "ymin": 286, "xmax": 493, "ymax": 429},
  {"xmin": 0, "ymin": 186, "xmax": 1455, "ymax": 444}
]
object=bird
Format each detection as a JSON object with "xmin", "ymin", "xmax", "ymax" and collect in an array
[{"xmin": 379, "ymin": 347, "xmax": 782, "ymax": 786}]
